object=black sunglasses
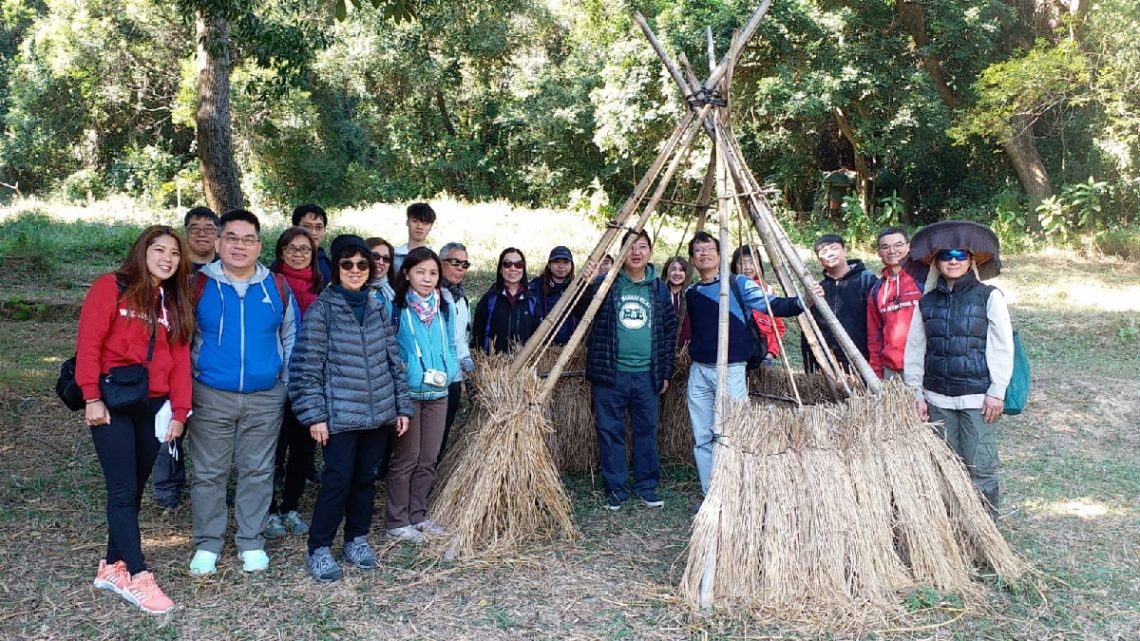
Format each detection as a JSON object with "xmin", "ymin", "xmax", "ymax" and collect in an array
[
  {"xmin": 339, "ymin": 259, "xmax": 370, "ymax": 272},
  {"xmin": 445, "ymin": 258, "xmax": 471, "ymax": 269},
  {"xmin": 371, "ymin": 252, "xmax": 391, "ymax": 263},
  {"xmin": 501, "ymin": 260, "xmax": 524, "ymax": 269}
]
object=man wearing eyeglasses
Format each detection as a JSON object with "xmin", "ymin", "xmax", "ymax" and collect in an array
[
  {"xmin": 866, "ymin": 226, "xmax": 927, "ymax": 380},
  {"xmin": 904, "ymin": 246, "xmax": 1013, "ymax": 521},
  {"xmin": 292, "ymin": 204, "xmax": 331, "ymax": 286},
  {"xmin": 188, "ymin": 209, "xmax": 299, "ymax": 576},
  {"xmin": 437, "ymin": 242, "xmax": 475, "ymax": 462},
  {"xmin": 183, "ymin": 206, "xmax": 220, "ymax": 273}
]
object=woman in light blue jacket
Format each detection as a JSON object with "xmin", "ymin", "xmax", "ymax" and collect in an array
[{"xmin": 385, "ymin": 246, "xmax": 459, "ymax": 544}]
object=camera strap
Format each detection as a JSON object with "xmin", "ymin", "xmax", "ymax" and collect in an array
[{"xmin": 404, "ymin": 307, "xmax": 448, "ymax": 372}]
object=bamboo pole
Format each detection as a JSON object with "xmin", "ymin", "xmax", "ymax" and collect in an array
[
  {"xmin": 512, "ymin": 109, "xmax": 700, "ymax": 370},
  {"xmin": 535, "ymin": 106, "xmax": 711, "ymax": 404},
  {"xmin": 695, "ymin": 146, "xmax": 716, "ymax": 233}
]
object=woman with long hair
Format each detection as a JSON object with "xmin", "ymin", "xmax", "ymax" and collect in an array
[
  {"xmin": 77, "ymin": 225, "xmax": 195, "ymax": 614},
  {"xmin": 366, "ymin": 237, "xmax": 396, "ymax": 316},
  {"xmin": 661, "ymin": 255, "xmax": 692, "ymax": 347},
  {"xmin": 289, "ymin": 235, "xmax": 413, "ymax": 582},
  {"xmin": 471, "ymin": 247, "xmax": 539, "ymax": 354},
  {"xmin": 730, "ymin": 245, "xmax": 786, "ymax": 362},
  {"xmin": 263, "ymin": 227, "xmax": 322, "ymax": 540},
  {"xmin": 385, "ymin": 246, "xmax": 459, "ymax": 544}
]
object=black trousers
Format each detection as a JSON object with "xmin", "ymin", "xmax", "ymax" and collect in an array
[
  {"xmin": 90, "ymin": 397, "xmax": 165, "ymax": 574},
  {"xmin": 270, "ymin": 401, "xmax": 315, "ymax": 515},
  {"xmin": 437, "ymin": 381, "xmax": 463, "ymax": 464},
  {"xmin": 307, "ymin": 427, "xmax": 390, "ymax": 554}
]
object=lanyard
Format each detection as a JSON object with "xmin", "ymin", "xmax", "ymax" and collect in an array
[{"xmin": 404, "ymin": 307, "xmax": 448, "ymax": 370}]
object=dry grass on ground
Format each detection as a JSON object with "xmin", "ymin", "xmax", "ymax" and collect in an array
[{"xmin": 0, "ymin": 207, "xmax": 1137, "ymax": 640}]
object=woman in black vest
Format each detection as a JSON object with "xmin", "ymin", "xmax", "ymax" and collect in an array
[{"xmin": 903, "ymin": 248, "xmax": 1014, "ymax": 520}]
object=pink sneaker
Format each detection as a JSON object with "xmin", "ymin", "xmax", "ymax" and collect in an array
[
  {"xmin": 93, "ymin": 560, "xmax": 129, "ymax": 596},
  {"xmin": 122, "ymin": 571, "xmax": 174, "ymax": 614}
]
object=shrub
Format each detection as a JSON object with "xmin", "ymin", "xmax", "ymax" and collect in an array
[{"xmin": 55, "ymin": 169, "xmax": 107, "ymax": 203}]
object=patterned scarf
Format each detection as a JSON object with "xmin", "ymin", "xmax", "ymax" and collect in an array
[{"xmin": 408, "ymin": 289, "xmax": 439, "ymax": 327}]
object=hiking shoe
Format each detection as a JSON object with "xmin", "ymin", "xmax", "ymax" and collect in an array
[
  {"xmin": 307, "ymin": 547, "xmax": 342, "ymax": 583},
  {"xmin": 603, "ymin": 493, "xmax": 623, "ymax": 511},
  {"xmin": 638, "ymin": 491, "xmax": 664, "ymax": 508},
  {"xmin": 412, "ymin": 519, "xmax": 447, "ymax": 536},
  {"xmin": 93, "ymin": 559, "xmax": 129, "ymax": 596},
  {"xmin": 154, "ymin": 495, "xmax": 180, "ymax": 510},
  {"xmin": 188, "ymin": 549, "xmax": 218, "ymax": 577},
  {"xmin": 342, "ymin": 536, "xmax": 377, "ymax": 570},
  {"xmin": 122, "ymin": 571, "xmax": 174, "ymax": 614},
  {"xmin": 385, "ymin": 525, "xmax": 425, "ymax": 545},
  {"xmin": 263, "ymin": 514, "xmax": 286, "ymax": 539},
  {"xmin": 283, "ymin": 510, "xmax": 309, "ymax": 534},
  {"xmin": 238, "ymin": 549, "xmax": 270, "ymax": 572}
]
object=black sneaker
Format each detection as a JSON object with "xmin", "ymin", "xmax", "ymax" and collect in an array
[
  {"xmin": 638, "ymin": 491, "xmax": 664, "ymax": 508},
  {"xmin": 603, "ymin": 493, "xmax": 623, "ymax": 511}
]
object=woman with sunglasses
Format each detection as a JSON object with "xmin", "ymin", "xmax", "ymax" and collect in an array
[
  {"xmin": 78, "ymin": 225, "xmax": 195, "ymax": 614},
  {"xmin": 904, "ymin": 247, "xmax": 1014, "ymax": 521},
  {"xmin": 289, "ymin": 234, "xmax": 413, "ymax": 582},
  {"xmin": 366, "ymin": 237, "xmax": 397, "ymax": 316},
  {"xmin": 263, "ymin": 227, "xmax": 322, "ymax": 540},
  {"xmin": 386, "ymin": 246, "xmax": 459, "ymax": 544},
  {"xmin": 730, "ymin": 246, "xmax": 786, "ymax": 364},
  {"xmin": 471, "ymin": 247, "xmax": 539, "ymax": 354}
]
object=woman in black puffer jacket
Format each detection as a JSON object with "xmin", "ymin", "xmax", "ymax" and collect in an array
[{"xmin": 288, "ymin": 235, "xmax": 413, "ymax": 583}]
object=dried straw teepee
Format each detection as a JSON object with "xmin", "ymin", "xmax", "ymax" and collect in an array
[{"xmin": 629, "ymin": 2, "xmax": 1026, "ymax": 628}]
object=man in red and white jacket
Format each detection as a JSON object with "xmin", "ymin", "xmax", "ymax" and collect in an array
[{"xmin": 866, "ymin": 226, "xmax": 927, "ymax": 380}]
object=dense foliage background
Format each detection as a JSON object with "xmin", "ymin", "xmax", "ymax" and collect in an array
[{"xmin": 1, "ymin": 0, "xmax": 1138, "ymax": 248}]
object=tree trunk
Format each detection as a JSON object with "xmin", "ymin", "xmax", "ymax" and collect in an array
[
  {"xmin": 434, "ymin": 88, "xmax": 456, "ymax": 137},
  {"xmin": 1001, "ymin": 112, "xmax": 1053, "ymax": 211},
  {"xmin": 195, "ymin": 12, "xmax": 243, "ymax": 213},
  {"xmin": 832, "ymin": 107, "xmax": 871, "ymax": 214}
]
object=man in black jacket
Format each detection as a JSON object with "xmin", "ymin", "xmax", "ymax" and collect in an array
[
  {"xmin": 581, "ymin": 230, "xmax": 677, "ymax": 511},
  {"xmin": 801, "ymin": 234, "xmax": 878, "ymax": 372}
]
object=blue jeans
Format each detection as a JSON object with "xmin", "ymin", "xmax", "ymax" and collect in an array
[
  {"xmin": 592, "ymin": 371, "xmax": 661, "ymax": 498},
  {"xmin": 687, "ymin": 362, "xmax": 747, "ymax": 495}
]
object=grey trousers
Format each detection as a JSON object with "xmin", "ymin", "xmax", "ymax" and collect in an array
[
  {"xmin": 190, "ymin": 380, "xmax": 286, "ymax": 554},
  {"xmin": 928, "ymin": 404, "xmax": 1000, "ymax": 496}
]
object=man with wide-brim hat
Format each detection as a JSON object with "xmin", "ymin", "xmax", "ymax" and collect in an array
[{"xmin": 903, "ymin": 227, "xmax": 1014, "ymax": 521}]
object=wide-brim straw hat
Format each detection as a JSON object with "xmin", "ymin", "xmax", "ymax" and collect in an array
[{"xmin": 909, "ymin": 220, "xmax": 1002, "ymax": 280}]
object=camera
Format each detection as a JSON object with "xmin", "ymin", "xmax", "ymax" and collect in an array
[{"xmin": 422, "ymin": 368, "xmax": 448, "ymax": 388}]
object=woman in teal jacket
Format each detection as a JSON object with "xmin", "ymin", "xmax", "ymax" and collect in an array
[{"xmin": 385, "ymin": 246, "xmax": 459, "ymax": 544}]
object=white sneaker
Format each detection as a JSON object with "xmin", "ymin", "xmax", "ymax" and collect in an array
[
  {"xmin": 413, "ymin": 519, "xmax": 447, "ymax": 536},
  {"xmin": 238, "ymin": 549, "xmax": 269, "ymax": 572},
  {"xmin": 189, "ymin": 549, "xmax": 218, "ymax": 576},
  {"xmin": 385, "ymin": 525, "xmax": 425, "ymax": 544}
]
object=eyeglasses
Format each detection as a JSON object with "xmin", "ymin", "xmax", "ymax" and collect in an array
[
  {"xmin": 187, "ymin": 225, "xmax": 217, "ymax": 236},
  {"xmin": 691, "ymin": 245, "xmax": 717, "ymax": 255},
  {"xmin": 501, "ymin": 260, "xmax": 524, "ymax": 270},
  {"xmin": 937, "ymin": 249, "xmax": 970, "ymax": 262},
  {"xmin": 285, "ymin": 245, "xmax": 312, "ymax": 256},
  {"xmin": 222, "ymin": 234, "xmax": 260, "ymax": 247},
  {"xmin": 878, "ymin": 241, "xmax": 908, "ymax": 252},
  {"xmin": 371, "ymin": 252, "xmax": 391, "ymax": 263},
  {"xmin": 339, "ymin": 259, "xmax": 370, "ymax": 272},
  {"xmin": 300, "ymin": 223, "xmax": 325, "ymax": 233},
  {"xmin": 445, "ymin": 258, "xmax": 471, "ymax": 269}
]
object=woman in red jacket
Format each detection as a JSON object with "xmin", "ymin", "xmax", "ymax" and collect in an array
[
  {"xmin": 264, "ymin": 227, "xmax": 322, "ymax": 539},
  {"xmin": 76, "ymin": 225, "xmax": 195, "ymax": 615},
  {"xmin": 731, "ymin": 246, "xmax": 787, "ymax": 362}
]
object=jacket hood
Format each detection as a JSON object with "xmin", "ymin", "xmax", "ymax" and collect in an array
[
  {"xmin": 618, "ymin": 263, "xmax": 658, "ymax": 286},
  {"xmin": 826, "ymin": 259, "xmax": 869, "ymax": 282},
  {"xmin": 201, "ymin": 260, "xmax": 273, "ymax": 285}
]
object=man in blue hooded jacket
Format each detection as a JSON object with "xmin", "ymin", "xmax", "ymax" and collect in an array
[{"xmin": 188, "ymin": 209, "xmax": 298, "ymax": 576}]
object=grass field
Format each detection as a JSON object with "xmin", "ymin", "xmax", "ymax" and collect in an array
[{"xmin": 0, "ymin": 201, "xmax": 1137, "ymax": 640}]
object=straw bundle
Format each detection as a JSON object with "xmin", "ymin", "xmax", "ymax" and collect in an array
[
  {"xmin": 680, "ymin": 381, "xmax": 1024, "ymax": 629},
  {"xmin": 429, "ymin": 353, "xmax": 578, "ymax": 559},
  {"xmin": 537, "ymin": 346, "xmax": 597, "ymax": 473},
  {"xmin": 659, "ymin": 348, "xmax": 694, "ymax": 461}
]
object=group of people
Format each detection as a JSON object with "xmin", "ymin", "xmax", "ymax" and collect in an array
[{"xmin": 75, "ymin": 203, "xmax": 1012, "ymax": 615}]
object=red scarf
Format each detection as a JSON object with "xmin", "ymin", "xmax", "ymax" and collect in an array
[{"xmin": 279, "ymin": 263, "xmax": 318, "ymax": 317}]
